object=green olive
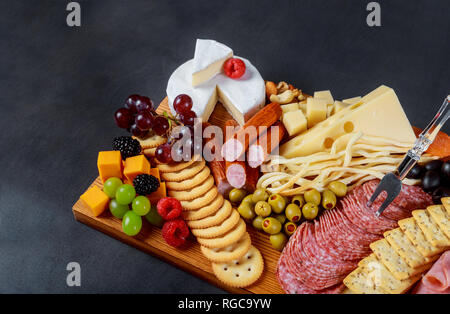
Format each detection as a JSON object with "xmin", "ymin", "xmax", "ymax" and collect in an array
[
  {"xmin": 270, "ymin": 232, "xmax": 288, "ymax": 251},
  {"xmin": 322, "ymin": 189, "xmax": 337, "ymax": 210},
  {"xmin": 304, "ymin": 189, "xmax": 321, "ymax": 205},
  {"xmin": 252, "ymin": 216, "xmax": 264, "ymax": 231},
  {"xmin": 329, "ymin": 181, "xmax": 348, "ymax": 197},
  {"xmin": 252, "ymin": 188, "xmax": 269, "ymax": 203},
  {"xmin": 302, "ymin": 202, "xmax": 319, "ymax": 220},
  {"xmin": 291, "ymin": 195, "xmax": 305, "ymax": 208},
  {"xmin": 254, "ymin": 201, "xmax": 271, "ymax": 217},
  {"xmin": 273, "ymin": 214, "xmax": 287, "ymax": 225},
  {"xmin": 262, "ymin": 217, "xmax": 282, "ymax": 235},
  {"xmin": 285, "ymin": 203, "xmax": 302, "ymax": 223},
  {"xmin": 241, "ymin": 194, "xmax": 254, "ymax": 205},
  {"xmin": 268, "ymin": 194, "xmax": 286, "ymax": 214},
  {"xmin": 229, "ymin": 188, "xmax": 247, "ymax": 204},
  {"xmin": 284, "ymin": 221, "xmax": 297, "ymax": 236},
  {"xmin": 238, "ymin": 202, "xmax": 256, "ymax": 220}
]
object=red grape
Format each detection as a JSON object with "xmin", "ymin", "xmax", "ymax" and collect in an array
[
  {"xmin": 136, "ymin": 96, "xmax": 154, "ymax": 112},
  {"xmin": 173, "ymin": 94, "xmax": 193, "ymax": 114},
  {"xmin": 135, "ymin": 111, "xmax": 154, "ymax": 131},
  {"xmin": 130, "ymin": 124, "xmax": 146, "ymax": 138},
  {"xmin": 155, "ymin": 143, "xmax": 173, "ymax": 164},
  {"xmin": 153, "ymin": 116, "xmax": 170, "ymax": 136},
  {"xmin": 114, "ymin": 108, "xmax": 133, "ymax": 129},
  {"xmin": 125, "ymin": 94, "xmax": 140, "ymax": 114},
  {"xmin": 180, "ymin": 110, "xmax": 197, "ymax": 126}
]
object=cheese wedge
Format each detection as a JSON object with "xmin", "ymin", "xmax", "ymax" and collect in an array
[
  {"xmin": 383, "ymin": 228, "xmax": 427, "ymax": 268},
  {"xmin": 398, "ymin": 217, "xmax": 446, "ymax": 258},
  {"xmin": 427, "ymin": 205, "xmax": 450, "ymax": 238},
  {"xmin": 412, "ymin": 210, "xmax": 450, "ymax": 247},
  {"xmin": 280, "ymin": 85, "xmax": 416, "ymax": 158},
  {"xmin": 192, "ymin": 39, "xmax": 233, "ymax": 87}
]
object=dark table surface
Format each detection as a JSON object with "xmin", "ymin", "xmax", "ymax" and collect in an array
[{"xmin": 0, "ymin": 0, "xmax": 449, "ymax": 293}]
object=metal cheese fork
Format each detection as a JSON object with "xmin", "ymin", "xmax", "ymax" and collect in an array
[{"xmin": 367, "ymin": 95, "xmax": 450, "ymax": 217}]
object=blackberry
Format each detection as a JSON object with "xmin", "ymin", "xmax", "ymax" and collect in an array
[
  {"xmin": 133, "ymin": 174, "xmax": 160, "ymax": 195},
  {"xmin": 113, "ymin": 136, "xmax": 141, "ymax": 159}
]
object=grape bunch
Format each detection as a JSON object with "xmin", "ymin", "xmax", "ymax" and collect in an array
[
  {"xmin": 155, "ymin": 94, "xmax": 202, "ymax": 164},
  {"xmin": 114, "ymin": 94, "xmax": 170, "ymax": 138}
]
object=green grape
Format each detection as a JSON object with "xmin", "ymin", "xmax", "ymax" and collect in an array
[
  {"xmin": 122, "ymin": 211, "xmax": 142, "ymax": 236},
  {"xmin": 145, "ymin": 204, "xmax": 164, "ymax": 228},
  {"xmin": 109, "ymin": 199, "xmax": 129, "ymax": 219},
  {"xmin": 115, "ymin": 184, "xmax": 136, "ymax": 205},
  {"xmin": 132, "ymin": 196, "xmax": 151, "ymax": 216},
  {"xmin": 103, "ymin": 177, "xmax": 123, "ymax": 198}
]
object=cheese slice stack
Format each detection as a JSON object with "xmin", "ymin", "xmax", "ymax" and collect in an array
[
  {"xmin": 167, "ymin": 39, "xmax": 265, "ymax": 125},
  {"xmin": 280, "ymin": 85, "xmax": 417, "ymax": 158}
]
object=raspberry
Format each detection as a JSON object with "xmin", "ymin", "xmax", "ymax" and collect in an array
[
  {"xmin": 223, "ymin": 58, "xmax": 246, "ymax": 79},
  {"xmin": 162, "ymin": 219, "xmax": 190, "ymax": 247},
  {"xmin": 157, "ymin": 197, "xmax": 182, "ymax": 220}
]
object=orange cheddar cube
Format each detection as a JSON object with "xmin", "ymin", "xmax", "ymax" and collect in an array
[
  {"xmin": 97, "ymin": 151, "xmax": 122, "ymax": 183},
  {"xmin": 80, "ymin": 186, "xmax": 110, "ymax": 217},
  {"xmin": 148, "ymin": 182, "xmax": 166, "ymax": 205},
  {"xmin": 149, "ymin": 168, "xmax": 160, "ymax": 181},
  {"xmin": 123, "ymin": 155, "xmax": 150, "ymax": 183}
]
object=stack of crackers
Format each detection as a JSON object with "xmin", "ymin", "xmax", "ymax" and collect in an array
[
  {"xmin": 156, "ymin": 156, "xmax": 264, "ymax": 288},
  {"xmin": 136, "ymin": 133, "xmax": 168, "ymax": 159},
  {"xmin": 344, "ymin": 197, "xmax": 450, "ymax": 294}
]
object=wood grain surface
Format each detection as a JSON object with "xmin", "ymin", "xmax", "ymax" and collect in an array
[{"xmin": 72, "ymin": 97, "xmax": 284, "ymax": 294}]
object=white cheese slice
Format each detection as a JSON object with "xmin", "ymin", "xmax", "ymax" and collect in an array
[
  {"xmin": 280, "ymin": 85, "xmax": 417, "ymax": 158},
  {"xmin": 192, "ymin": 39, "xmax": 233, "ymax": 87}
]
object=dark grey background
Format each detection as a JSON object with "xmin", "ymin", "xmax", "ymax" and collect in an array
[{"xmin": 0, "ymin": 0, "xmax": 448, "ymax": 293}]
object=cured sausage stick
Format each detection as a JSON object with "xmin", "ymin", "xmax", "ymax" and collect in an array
[
  {"xmin": 247, "ymin": 121, "xmax": 286, "ymax": 168},
  {"xmin": 224, "ymin": 120, "xmax": 247, "ymax": 189},
  {"xmin": 221, "ymin": 102, "xmax": 282, "ymax": 162}
]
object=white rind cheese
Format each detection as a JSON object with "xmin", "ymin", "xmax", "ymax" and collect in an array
[{"xmin": 192, "ymin": 39, "xmax": 233, "ymax": 87}]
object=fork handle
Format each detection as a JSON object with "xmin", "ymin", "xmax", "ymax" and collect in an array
[{"xmin": 397, "ymin": 95, "xmax": 450, "ymax": 179}]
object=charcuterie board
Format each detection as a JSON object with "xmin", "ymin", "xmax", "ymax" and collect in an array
[{"xmin": 72, "ymin": 97, "xmax": 285, "ymax": 294}]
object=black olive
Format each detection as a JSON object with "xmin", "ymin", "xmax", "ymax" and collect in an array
[
  {"xmin": 424, "ymin": 160, "xmax": 443, "ymax": 172},
  {"xmin": 422, "ymin": 170, "xmax": 441, "ymax": 192},
  {"xmin": 441, "ymin": 161, "xmax": 450, "ymax": 178},
  {"xmin": 431, "ymin": 187, "xmax": 450, "ymax": 204},
  {"xmin": 406, "ymin": 164, "xmax": 424, "ymax": 179}
]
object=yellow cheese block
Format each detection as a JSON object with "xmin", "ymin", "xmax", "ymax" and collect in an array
[
  {"xmin": 306, "ymin": 97, "xmax": 327, "ymax": 128},
  {"xmin": 314, "ymin": 90, "xmax": 334, "ymax": 105},
  {"xmin": 281, "ymin": 103, "xmax": 299, "ymax": 113},
  {"xmin": 398, "ymin": 217, "xmax": 446, "ymax": 258},
  {"xmin": 280, "ymin": 85, "xmax": 416, "ymax": 158},
  {"xmin": 333, "ymin": 100, "xmax": 348, "ymax": 114},
  {"xmin": 412, "ymin": 209, "xmax": 450, "ymax": 247},
  {"xmin": 383, "ymin": 228, "xmax": 427, "ymax": 268},
  {"xmin": 427, "ymin": 205, "xmax": 450, "ymax": 238},
  {"xmin": 80, "ymin": 186, "xmax": 110, "ymax": 217},
  {"xmin": 283, "ymin": 110, "xmax": 307, "ymax": 136}
]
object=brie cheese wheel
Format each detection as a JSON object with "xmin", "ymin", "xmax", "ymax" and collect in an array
[
  {"xmin": 192, "ymin": 39, "xmax": 233, "ymax": 87},
  {"xmin": 167, "ymin": 57, "xmax": 265, "ymax": 125}
]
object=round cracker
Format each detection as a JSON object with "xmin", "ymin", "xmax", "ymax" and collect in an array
[
  {"xmin": 197, "ymin": 219, "xmax": 246, "ymax": 249},
  {"xmin": 168, "ymin": 176, "xmax": 215, "ymax": 201},
  {"xmin": 180, "ymin": 186, "xmax": 218, "ymax": 211},
  {"xmin": 187, "ymin": 200, "xmax": 232, "ymax": 229},
  {"xmin": 201, "ymin": 232, "xmax": 251, "ymax": 263},
  {"xmin": 156, "ymin": 155, "xmax": 201, "ymax": 173},
  {"xmin": 134, "ymin": 133, "xmax": 167, "ymax": 149},
  {"xmin": 182, "ymin": 194, "xmax": 224, "ymax": 221},
  {"xmin": 165, "ymin": 167, "xmax": 210, "ymax": 191},
  {"xmin": 191, "ymin": 209, "xmax": 240, "ymax": 239},
  {"xmin": 212, "ymin": 246, "xmax": 264, "ymax": 288},
  {"xmin": 161, "ymin": 159, "xmax": 206, "ymax": 182}
]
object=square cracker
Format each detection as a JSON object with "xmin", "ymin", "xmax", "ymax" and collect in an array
[
  {"xmin": 383, "ymin": 228, "xmax": 426, "ymax": 269},
  {"xmin": 427, "ymin": 205, "xmax": 450, "ymax": 239},
  {"xmin": 343, "ymin": 266, "xmax": 388, "ymax": 294},
  {"xmin": 412, "ymin": 210, "xmax": 450, "ymax": 247},
  {"xmin": 398, "ymin": 217, "xmax": 446, "ymax": 258},
  {"xmin": 370, "ymin": 239, "xmax": 430, "ymax": 281},
  {"xmin": 358, "ymin": 254, "xmax": 421, "ymax": 294}
]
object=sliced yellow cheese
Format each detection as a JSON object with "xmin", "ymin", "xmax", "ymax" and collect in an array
[
  {"xmin": 280, "ymin": 85, "xmax": 416, "ymax": 158},
  {"xmin": 283, "ymin": 110, "xmax": 307, "ymax": 136},
  {"xmin": 383, "ymin": 228, "xmax": 427, "ymax": 268},
  {"xmin": 358, "ymin": 254, "xmax": 421, "ymax": 294},
  {"xmin": 427, "ymin": 205, "xmax": 450, "ymax": 238},
  {"xmin": 314, "ymin": 90, "xmax": 334, "ymax": 104},
  {"xmin": 412, "ymin": 210, "xmax": 450, "ymax": 247},
  {"xmin": 343, "ymin": 266, "xmax": 388, "ymax": 294},
  {"xmin": 343, "ymin": 96, "xmax": 362, "ymax": 105},
  {"xmin": 398, "ymin": 217, "xmax": 446, "ymax": 258},
  {"xmin": 306, "ymin": 97, "xmax": 327, "ymax": 128}
]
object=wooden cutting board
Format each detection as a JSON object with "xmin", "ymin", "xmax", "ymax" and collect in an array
[{"xmin": 72, "ymin": 97, "xmax": 284, "ymax": 294}]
